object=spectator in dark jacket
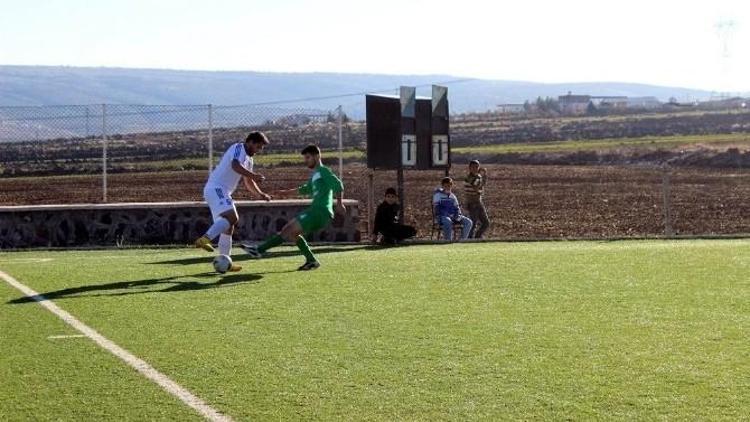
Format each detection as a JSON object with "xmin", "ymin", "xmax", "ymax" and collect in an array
[{"xmin": 372, "ymin": 188, "xmax": 417, "ymax": 244}]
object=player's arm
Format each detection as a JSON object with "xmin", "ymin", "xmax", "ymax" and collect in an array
[
  {"xmin": 243, "ymin": 176, "xmax": 271, "ymax": 201},
  {"xmin": 269, "ymin": 182, "xmax": 309, "ymax": 199},
  {"xmin": 325, "ymin": 169, "xmax": 346, "ymax": 214},
  {"xmin": 270, "ymin": 188, "xmax": 298, "ymax": 198},
  {"xmin": 231, "ymin": 159, "xmax": 265, "ymax": 182},
  {"xmin": 334, "ymin": 191, "xmax": 346, "ymax": 215},
  {"xmin": 297, "ymin": 181, "xmax": 313, "ymax": 197}
]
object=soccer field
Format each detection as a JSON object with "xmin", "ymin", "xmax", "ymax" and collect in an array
[{"xmin": 1, "ymin": 240, "xmax": 748, "ymax": 420}]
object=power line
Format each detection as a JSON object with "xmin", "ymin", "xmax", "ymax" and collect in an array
[{"xmin": 235, "ymin": 78, "xmax": 476, "ymax": 107}]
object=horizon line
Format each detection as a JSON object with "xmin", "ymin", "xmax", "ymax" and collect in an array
[{"xmin": 0, "ymin": 63, "xmax": 735, "ymax": 94}]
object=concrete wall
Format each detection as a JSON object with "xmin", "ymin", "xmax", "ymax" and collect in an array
[{"xmin": 0, "ymin": 200, "xmax": 360, "ymax": 248}]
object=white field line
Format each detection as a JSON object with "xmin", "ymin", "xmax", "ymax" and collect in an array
[
  {"xmin": 0, "ymin": 269, "xmax": 233, "ymax": 422},
  {"xmin": 47, "ymin": 334, "xmax": 86, "ymax": 339},
  {"xmin": 1, "ymin": 258, "xmax": 54, "ymax": 264}
]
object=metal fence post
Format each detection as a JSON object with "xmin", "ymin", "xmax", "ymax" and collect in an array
[
  {"xmin": 367, "ymin": 170, "xmax": 375, "ymax": 237},
  {"xmin": 102, "ymin": 104, "xmax": 108, "ymax": 203},
  {"xmin": 662, "ymin": 166, "xmax": 672, "ymax": 237},
  {"xmin": 208, "ymin": 104, "xmax": 214, "ymax": 174},
  {"xmin": 337, "ymin": 105, "xmax": 344, "ymax": 179}
]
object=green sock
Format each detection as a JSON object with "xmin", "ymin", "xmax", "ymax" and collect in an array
[
  {"xmin": 296, "ymin": 235, "xmax": 317, "ymax": 263},
  {"xmin": 258, "ymin": 234, "xmax": 284, "ymax": 253}
]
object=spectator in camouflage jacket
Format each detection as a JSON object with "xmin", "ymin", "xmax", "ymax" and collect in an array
[{"xmin": 464, "ymin": 160, "xmax": 490, "ymax": 238}]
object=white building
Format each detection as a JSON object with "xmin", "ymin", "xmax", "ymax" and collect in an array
[{"xmin": 497, "ymin": 103, "xmax": 526, "ymax": 114}]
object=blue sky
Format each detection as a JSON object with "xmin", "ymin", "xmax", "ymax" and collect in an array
[{"xmin": 1, "ymin": 0, "xmax": 749, "ymax": 91}]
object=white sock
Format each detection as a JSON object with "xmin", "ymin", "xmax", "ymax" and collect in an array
[
  {"xmin": 205, "ymin": 217, "xmax": 231, "ymax": 240},
  {"xmin": 218, "ymin": 233, "xmax": 232, "ymax": 256}
]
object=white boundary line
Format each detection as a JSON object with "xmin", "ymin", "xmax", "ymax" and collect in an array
[{"xmin": 0, "ymin": 269, "xmax": 233, "ymax": 422}]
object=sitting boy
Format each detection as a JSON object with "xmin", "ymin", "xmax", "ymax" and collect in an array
[
  {"xmin": 432, "ymin": 177, "xmax": 473, "ymax": 241},
  {"xmin": 372, "ymin": 188, "xmax": 417, "ymax": 244}
]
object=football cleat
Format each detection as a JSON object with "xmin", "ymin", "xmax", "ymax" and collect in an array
[
  {"xmin": 241, "ymin": 243, "xmax": 263, "ymax": 259},
  {"xmin": 227, "ymin": 264, "xmax": 243, "ymax": 272},
  {"xmin": 297, "ymin": 261, "xmax": 321, "ymax": 271},
  {"xmin": 194, "ymin": 236, "xmax": 214, "ymax": 252}
]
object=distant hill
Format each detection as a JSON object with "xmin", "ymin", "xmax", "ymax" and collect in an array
[{"xmin": 0, "ymin": 65, "xmax": 713, "ymax": 117}]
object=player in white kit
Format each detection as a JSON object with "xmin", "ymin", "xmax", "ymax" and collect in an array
[{"xmin": 194, "ymin": 132, "xmax": 271, "ymax": 271}]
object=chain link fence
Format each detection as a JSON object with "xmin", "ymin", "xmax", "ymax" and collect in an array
[
  {"xmin": 0, "ymin": 104, "xmax": 346, "ymax": 202},
  {"xmin": 1, "ymin": 104, "xmax": 749, "ymax": 239}
]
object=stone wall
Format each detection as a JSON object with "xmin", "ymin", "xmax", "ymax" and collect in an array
[{"xmin": 0, "ymin": 200, "xmax": 360, "ymax": 248}]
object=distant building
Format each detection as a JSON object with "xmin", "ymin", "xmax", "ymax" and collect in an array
[
  {"xmin": 497, "ymin": 103, "xmax": 526, "ymax": 114},
  {"xmin": 591, "ymin": 96, "xmax": 628, "ymax": 109},
  {"xmin": 699, "ymin": 97, "xmax": 748, "ymax": 110},
  {"xmin": 558, "ymin": 92, "xmax": 591, "ymax": 115},
  {"xmin": 626, "ymin": 96, "xmax": 661, "ymax": 109},
  {"xmin": 560, "ymin": 93, "xmax": 664, "ymax": 114}
]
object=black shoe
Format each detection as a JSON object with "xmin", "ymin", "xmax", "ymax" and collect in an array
[
  {"xmin": 297, "ymin": 261, "xmax": 321, "ymax": 271},
  {"xmin": 382, "ymin": 237, "xmax": 397, "ymax": 245}
]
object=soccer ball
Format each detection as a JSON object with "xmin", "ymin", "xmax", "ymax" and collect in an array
[{"xmin": 212, "ymin": 254, "xmax": 233, "ymax": 274}]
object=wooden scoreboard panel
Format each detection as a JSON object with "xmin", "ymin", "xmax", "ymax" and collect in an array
[
  {"xmin": 365, "ymin": 94, "xmax": 401, "ymax": 169},
  {"xmin": 431, "ymin": 85, "xmax": 450, "ymax": 168},
  {"xmin": 365, "ymin": 86, "xmax": 450, "ymax": 170},
  {"xmin": 415, "ymin": 98, "xmax": 433, "ymax": 170}
]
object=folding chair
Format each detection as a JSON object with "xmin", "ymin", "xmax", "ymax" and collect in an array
[{"xmin": 430, "ymin": 200, "xmax": 462, "ymax": 241}]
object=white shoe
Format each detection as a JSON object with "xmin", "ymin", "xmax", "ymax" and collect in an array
[{"xmin": 241, "ymin": 243, "xmax": 263, "ymax": 259}]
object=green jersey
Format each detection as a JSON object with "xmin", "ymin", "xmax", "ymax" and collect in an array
[{"xmin": 297, "ymin": 164, "xmax": 343, "ymax": 214}]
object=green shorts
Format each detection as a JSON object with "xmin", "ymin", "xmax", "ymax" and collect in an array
[{"xmin": 297, "ymin": 207, "xmax": 333, "ymax": 235}]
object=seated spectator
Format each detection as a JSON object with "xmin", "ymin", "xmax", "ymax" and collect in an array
[
  {"xmin": 432, "ymin": 177, "xmax": 472, "ymax": 241},
  {"xmin": 372, "ymin": 188, "xmax": 417, "ymax": 244}
]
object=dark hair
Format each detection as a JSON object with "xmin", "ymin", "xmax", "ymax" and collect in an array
[
  {"xmin": 246, "ymin": 131, "xmax": 270, "ymax": 145},
  {"xmin": 441, "ymin": 177, "xmax": 453, "ymax": 185},
  {"xmin": 469, "ymin": 160, "xmax": 480, "ymax": 166},
  {"xmin": 301, "ymin": 144, "xmax": 321, "ymax": 156},
  {"xmin": 385, "ymin": 188, "xmax": 397, "ymax": 196}
]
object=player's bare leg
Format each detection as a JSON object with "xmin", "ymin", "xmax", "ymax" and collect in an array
[
  {"xmin": 243, "ymin": 219, "xmax": 300, "ymax": 258},
  {"xmin": 217, "ymin": 225, "xmax": 242, "ymax": 272},
  {"xmin": 194, "ymin": 209, "xmax": 239, "ymax": 253},
  {"xmin": 281, "ymin": 222, "xmax": 319, "ymax": 271},
  {"xmin": 243, "ymin": 219, "xmax": 319, "ymax": 270}
]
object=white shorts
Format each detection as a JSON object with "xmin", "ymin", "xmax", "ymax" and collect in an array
[{"xmin": 203, "ymin": 184, "xmax": 236, "ymax": 221}]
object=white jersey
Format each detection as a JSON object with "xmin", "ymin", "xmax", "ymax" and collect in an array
[{"xmin": 206, "ymin": 142, "xmax": 253, "ymax": 194}]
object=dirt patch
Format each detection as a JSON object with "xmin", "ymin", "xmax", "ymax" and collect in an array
[{"xmin": 2, "ymin": 164, "xmax": 749, "ymax": 239}]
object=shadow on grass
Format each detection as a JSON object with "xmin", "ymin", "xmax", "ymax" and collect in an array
[
  {"xmin": 151, "ymin": 245, "xmax": 386, "ymax": 266},
  {"xmin": 5, "ymin": 270, "xmax": 293, "ymax": 304}
]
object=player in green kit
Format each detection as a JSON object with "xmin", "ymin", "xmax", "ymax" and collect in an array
[{"xmin": 242, "ymin": 145, "xmax": 345, "ymax": 271}]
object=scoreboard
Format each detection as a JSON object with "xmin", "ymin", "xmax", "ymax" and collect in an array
[{"xmin": 366, "ymin": 85, "xmax": 450, "ymax": 171}]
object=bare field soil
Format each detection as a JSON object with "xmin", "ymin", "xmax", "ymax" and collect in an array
[
  {"xmin": 4, "ymin": 110, "xmax": 750, "ymax": 177},
  {"xmin": 2, "ymin": 164, "xmax": 749, "ymax": 239}
]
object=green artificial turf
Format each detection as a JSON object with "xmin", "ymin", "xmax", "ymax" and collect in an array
[
  {"xmin": 1, "ymin": 240, "xmax": 748, "ymax": 420},
  {"xmin": 0, "ymin": 278, "xmax": 201, "ymax": 421}
]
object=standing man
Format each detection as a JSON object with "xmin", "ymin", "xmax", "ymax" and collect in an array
[
  {"xmin": 464, "ymin": 160, "xmax": 490, "ymax": 239},
  {"xmin": 433, "ymin": 177, "xmax": 473, "ymax": 241},
  {"xmin": 194, "ymin": 132, "xmax": 271, "ymax": 272},
  {"xmin": 243, "ymin": 145, "xmax": 345, "ymax": 271}
]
